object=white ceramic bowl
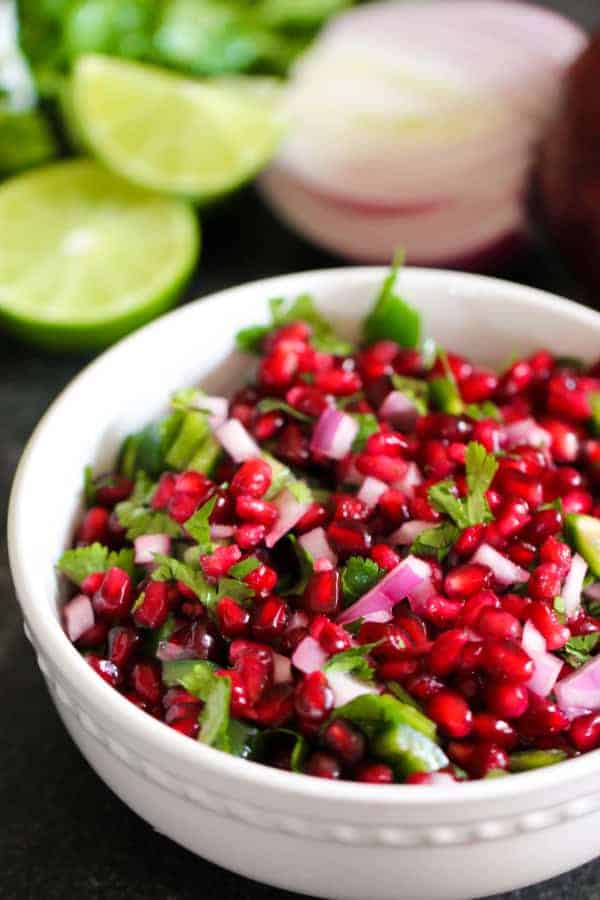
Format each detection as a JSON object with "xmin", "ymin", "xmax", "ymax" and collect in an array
[{"xmin": 9, "ymin": 267, "xmax": 600, "ymax": 900}]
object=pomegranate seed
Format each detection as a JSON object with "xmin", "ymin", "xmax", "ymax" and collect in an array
[
  {"xmin": 331, "ymin": 493, "xmax": 369, "ymax": 522},
  {"xmin": 404, "ymin": 673, "xmax": 444, "ymax": 700},
  {"xmin": 303, "ymin": 569, "xmax": 340, "ymax": 616},
  {"xmin": 92, "ymin": 567, "xmax": 133, "ymax": 622},
  {"xmin": 467, "ymin": 743, "xmax": 509, "ymax": 778},
  {"xmin": 355, "ymin": 762, "xmax": 394, "ymax": 784},
  {"xmin": 278, "ymin": 423, "xmax": 310, "ymax": 465},
  {"xmin": 235, "ymin": 495, "xmax": 278, "ymax": 526},
  {"xmin": 528, "ymin": 563, "xmax": 563, "ymax": 602},
  {"xmin": 569, "ymin": 713, "xmax": 600, "ymax": 752},
  {"xmin": 251, "ymin": 595, "xmax": 289, "ymax": 642},
  {"xmin": 230, "ymin": 458, "xmax": 272, "ymax": 498},
  {"xmin": 133, "ymin": 581, "xmax": 170, "ymax": 629},
  {"xmin": 366, "ymin": 431, "xmax": 409, "ymax": 457},
  {"xmin": 485, "ymin": 682, "xmax": 529, "ymax": 719},
  {"xmin": 497, "ymin": 360, "xmax": 533, "ymax": 398},
  {"xmin": 95, "ymin": 475, "xmax": 133, "ymax": 508},
  {"xmin": 322, "ymin": 720, "xmax": 366, "ymax": 765},
  {"xmin": 378, "ymin": 489, "xmax": 411, "ymax": 524},
  {"xmin": 294, "ymin": 671, "xmax": 333, "ymax": 722},
  {"xmin": 200, "ymin": 544, "xmax": 242, "ymax": 578},
  {"xmin": 86, "ymin": 654, "xmax": 120, "ymax": 686},
  {"xmin": 327, "ymin": 521, "xmax": 371, "ymax": 556},
  {"xmin": 129, "ymin": 660, "xmax": 162, "ymax": 705},
  {"xmin": 76, "ymin": 621, "xmax": 109, "ymax": 648},
  {"xmin": 471, "ymin": 713, "xmax": 519, "ymax": 750},
  {"xmin": 460, "ymin": 590, "xmax": 500, "ymax": 628},
  {"xmin": 230, "ymin": 641, "xmax": 273, "ymax": 704},
  {"xmin": 541, "ymin": 417, "xmax": 580, "ymax": 462},
  {"xmin": 314, "ymin": 369, "xmax": 362, "ymax": 396},
  {"xmin": 295, "ymin": 502, "xmax": 329, "ymax": 533},
  {"xmin": 524, "ymin": 508, "xmax": 563, "ymax": 544},
  {"xmin": 81, "ymin": 571, "xmax": 104, "ymax": 596},
  {"xmin": 370, "ymin": 543, "xmax": 400, "ymax": 571},
  {"xmin": 528, "ymin": 601, "xmax": 570, "ymax": 650},
  {"xmin": 428, "ymin": 629, "xmax": 469, "ymax": 677},
  {"xmin": 167, "ymin": 491, "xmax": 201, "ymax": 524},
  {"xmin": 286, "ymin": 385, "xmax": 328, "ymax": 417},
  {"xmin": 260, "ymin": 348, "xmax": 298, "ymax": 388},
  {"xmin": 235, "ymin": 522, "xmax": 267, "ymax": 549},
  {"xmin": 216, "ymin": 596, "xmax": 250, "ymax": 638},
  {"xmin": 305, "ymin": 751, "xmax": 341, "ymax": 779},
  {"xmin": 518, "ymin": 697, "xmax": 568, "ymax": 739},
  {"xmin": 454, "ymin": 524, "xmax": 485, "ymax": 557},
  {"xmin": 506, "ymin": 539, "xmax": 536, "ymax": 568},
  {"xmin": 312, "ymin": 618, "xmax": 353, "ymax": 654},
  {"xmin": 108, "ymin": 627, "xmax": 140, "ymax": 672},
  {"xmin": 252, "ymin": 684, "xmax": 294, "ymax": 727},
  {"xmin": 481, "ymin": 639, "xmax": 534, "ymax": 683},
  {"xmin": 562, "ymin": 489, "xmax": 593, "ymax": 515},
  {"xmin": 500, "ymin": 470, "xmax": 543, "ymax": 508},
  {"xmin": 476, "ymin": 607, "xmax": 522, "ymax": 641},
  {"xmin": 169, "ymin": 717, "xmax": 200, "ymax": 738},
  {"xmin": 244, "ymin": 563, "xmax": 278, "ymax": 596},
  {"xmin": 77, "ymin": 507, "xmax": 110, "ymax": 545},
  {"xmin": 496, "ymin": 498, "xmax": 531, "ymax": 538},
  {"xmin": 444, "ymin": 564, "xmax": 492, "ymax": 599},
  {"xmin": 253, "ymin": 410, "xmax": 284, "ymax": 441},
  {"xmin": 426, "ymin": 689, "xmax": 473, "ymax": 738}
]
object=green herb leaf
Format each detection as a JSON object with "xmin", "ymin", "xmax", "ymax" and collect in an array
[
  {"xmin": 560, "ymin": 633, "xmax": 600, "ymax": 669},
  {"xmin": 465, "ymin": 401, "xmax": 502, "ymax": 422},
  {"xmin": 464, "ymin": 441, "xmax": 498, "ymax": 525},
  {"xmin": 351, "ymin": 413, "xmax": 379, "ymax": 452},
  {"xmin": 237, "ymin": 293, "xmax": 353, "ymax": 356},
  {"xmin": 362, "ymin": 250, "xmax": 420, "ymax": 348},
  {"xmin": 216, "ymin": 577, "xmax": 255, "ymax": 605},
  {"xmin": 429, "ymin": 377, "xmax": 464, "ymax": 415},
  {"xmin": 57, "ymin": 544, "xmax": 135, "ymax": 585},
  {"xmin": 410, "ymin": 522, "xmax": 460, "ymax": 560},
  {"xmin": 508, "ymin": 749, "xmax": 567, "ymax": 772},
  {"xmin": 162, "ymin": 659, "xmax": 218, "ymax": 697},
  {"xmin": 199, "ymin": 674, "xmax": 231, "ymax": 750},
  {"xmin": 152, "ymin": 554, "xmax": 215, "ymax": 606},
  {"xmin": 115, "ymin": 471, "xmax": 182, "ymax": 540},
  {"xmin": 256, "ymin": 397, "xmax": 312, "ymax": 422},
  {"xmin": 391, "ymin": 374, "xmax": 429, "ymax": 415},
  {"xmin": 236, "ymin": 324, "xmax": 272, "ymax": 354},
  {"xmin": 386, "ymin": 681, "xmax": 423, "ymax": 710},
  {"xmin": 330, "ymin": 693, "xmax": 438, "ymax": 743},
  {"xmin": 83, "ymin": 465, "xmax": 96, "ymax": 505},
  {"xmin": 590, "ymin": 392, "xmax": 600, "ymax": 437},
  {"xmin": 227, "ymin": 719, "xmax": 261, "ymax": 760},
  {"xmin": 118, "ymin": 412, "xmax": 184, "ymax": 479},
  {"xmin": 336, "ymin": 391, "xmax": 365, "ymax": 410},
  {"xmin": 324, "ymin": 642, "xmax": 379, "ymax": 682},
  {"xmin": 428, "ymin": 480, "xmax": 469, "ymax": 528},
  {"xmin": 183, "ymin": 496, "xmax": 217, "ymax": 550},
  {"xmin": 228, "ymin": 556, "xmax": 261, "ymax": 579},
  {"xmin": 340, "ymin": 556, "xmax": 383, "ymax": 604}
]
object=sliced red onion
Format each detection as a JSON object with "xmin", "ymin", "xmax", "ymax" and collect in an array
[
  {"xmin": 471, "ymin": 543, "xmax": 529, "ymax": 586},
  {"xmin": 298, "ymin": 526, "xmax": 338, "ymax": 566},
  {"xmin": 310, "ymin": 407, "xmax": 358, "ymax": 460},
  {"xmin": 272, "ymin": 651, "xmax": 293, "ymax": 685},
  {"xmin": 389, "ymin": 520, "xmax": 430, "ymax": 546},
  {"xmin": 584, "ymin": 582, "xmax": 600, "ymax": 602},
  {"xmin": 315, "ymin": 557, "xmax": 334, "ymax": 572},
  {"xmin": 327, "ymin": 669, "xmax": 379, "ymax": 707},
  {"xmin": 379, "ymin": 391, "xmax": 418, "ymax": 431},
  {"xmin": 265, "ymin": 488, "xmax": 311, "ymax": 549},
  {"xmin": 522, "ymin": 621, "xmax": 562, "ymax": 698},
  {"xmin": 502, "ymin": 418, "xmax": 551, "ymax": 450},
  {"xmin": 191, "ymin": 393, "xmax": 228, "ymax": 429},
  {"xmin": 522, "ymin": 620, "xmax": 547, "ymax": 658},
  {"xmin": 292, "ymin": 636, "xmax": 328, "ymax": 673},
  {"xmin": 215, "ymin": 418, "xmax": 260, "ymax": 463},
  {"xmin": 63, "ymin": 593, "xmax": 95, "ymax": 642},
  {"xmin": 393, "ymin": 461, "xmax": 423, "ymax": 497},
  {"xmin": 426, "ymin": 773, "xmax": 458, "ymax": 786},
  {"xmin": 562, "ymin": 705, "xmax": 593, "ymax": 722},
  {"xmin": 337, "ymin": 555, "xmax": 425, "ymax": 625},
  {"xmin": 210, "ymin": 524, "xmax": 235, "ymax": 540},
  {"xmin": 362, "ymin": 608, "xmax": 394, "ymax": 624},
  {"xmin": 357, "ymin": 476, "xmax": 387, "ymax": 509},
  {"xmin": 562, "ymin": 553, "xmax": 588, "ymax": 620},
  {"xmin": 288, "ymin": 610, "xmax": 310, "ymax": 631},
  {"xmin": 555, "ymin": 656, "xmax": 600, "ymax": 712},
  {"xmin": 134, "ymin": 533, "xmax": 171, "ymax": 565}
]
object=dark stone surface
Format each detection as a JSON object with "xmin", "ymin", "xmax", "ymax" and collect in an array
[{"xmin": 3, "ymin": 2, "xmax": 600, "ymax": 897}]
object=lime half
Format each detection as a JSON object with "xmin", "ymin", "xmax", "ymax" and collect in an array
[
  {"xmin": 72, "ymin": 54, "xmax": 285, "ymax": 202},
  {"xmin": 0, "ymin": 158, "xmax": 199, "ymax": 350}
]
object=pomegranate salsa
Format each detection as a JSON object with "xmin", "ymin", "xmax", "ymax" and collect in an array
[{"xmin": 59, "ymin": 265, "xmax": 600, "ymax": 783}]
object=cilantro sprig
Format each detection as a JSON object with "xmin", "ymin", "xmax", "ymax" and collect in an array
[
  {"xmin": 324, "ymin": 643, "xmax": 379, "ymax": 683},
  {"xmin": 57, "ymin": 544, "xmax": 136, "ymax": 585},
  {"xmin": 236, "ymin": 294, "xmax": 353, "ymax": 356},
  {"xmin": 559, "ymin": 633, "xmax": 600, "ymax": 669}
]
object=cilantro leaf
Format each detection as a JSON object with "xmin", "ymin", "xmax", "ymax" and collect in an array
[
  {"xmin": 464, "ymin": 441, "xmax": 498, "ymax": 524},
  {"xmin": 236, "ymin": 324, "xmax": 271, "ymax": 354},
  {"xmin": 428, "ymin": 480, "xmax": 469, "ymax": 529},
  {"xmin": 362, "ymin": 250, "xmax": 420, "ymax": 348},
  {"xmin": 341, "ymin": 556, "xmax": 383, "ymax": 604},
  {"xmin": 351, "ymin": 413, "xmax": 379, "ymax": 452},
  {"xmin": 465, "ymin": 401, "xmax": 502, "ymax": 422},
  {"xmin": 410, "ymin": 522, "xmax": 460, "ymax": 561},
  {"xmin": 162, "ymin": 659, "xmax": 218, "ymax": 697},
  {"xmin": 228, "ymin": 557, "xmax": 261, "ymax": 579},
  {"xmin": 83, "ymin": 465, "xmax": 96, "ymax": 506},
  {"xmin": 391, "ymin": 374, "xmax": 429, "ymax": 415},
  {"xmin": 216, "ymin": 577, "xmax": 255, "ymax": 605},
  {"xmin": 560, "ymin": 633, "xmax": 600, "ymax": 669},
  {"xmin": 237, "ymin": 294, "xmax": 353, "ymax": 357},
  {"xmin": 257, "ymin": 398, "xmax": 312, "ymax": 422},
  {"xmin": 429, "ymin": 378, "xmax": 464, "ymax": 415},
  {"xmin": 161, "ymin": 659, "xmax": 231, "ymax": 750},
  {"xmin": 324, "ymin": 643, "xmax": 379, "ymax": 682},
  {"xmin": 115, "ymin": 471, "xmax": 182, "ymax": 540},
  {"xmin": 227, "ymin": 719, "xmax": 261, "ymax": 760},
  {"xmin": 57, "ymin": 544, "xmax": 135, "ymax": 585},
  {"xmin": 151, "ymin": 555, "xmax": 215, "ymax": 606},
  {"xmin": 183, "ymin": 496, "xmax": 217, "ymax": 550}
]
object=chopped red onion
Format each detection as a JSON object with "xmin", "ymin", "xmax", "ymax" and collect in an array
[
  {"xmin": 292, "ymin": 636, "xmax": 328, "ymax": 673},
  {"xmin": 389, "ymin": 520, "xmax": 430, "ymax": 546},
  {"xmin": 379, "ymin": 390, "xmax": 418, "ymax": 431},
  {"xmin": 562, "ymin": 705, "xmax": 593, "ymax": 722},
  {"xmin": 310, "ymin": 407, "xmax": 359, "ymax": 460},
  {"xmin": 522, "ymin": 621, "xmax": 562, "ymax": 698},
  {"xmin": 562, "ymin": 553, "xmax": 588, "ymax": 620},
  {"xmin": 471, "ymin": 543, "xmax": 529, "ymax": 586},
  {"xmin": 210, "ymin": 524, "xmax": 235, "ymax": 540},
  {"xmin": 134, "ymin": 533, "xmax": 171, "ymax": 564},
  {"xmin": 63, "ymin": 593, "xmax": 95, "ymax": 642},
  {"xmin": 265, "ymin": 488, "xmax": 311, "ymax": 549},
  {"xmin": 555, "ymin": 656, "xmax": 600, "ymax": 712},
  {"xmin": 337, "ymin": 555, "xmax": 425, "ymax": 625},
  {"xmin": 191, "ymin": 393, "xmax": 228, "ymax": 429},
  {"xmin": 502, "ymin": 418, "xmax": 551, "ymax": 450},
  {"xmin": 362, "ymin": 608, "xmax": 394, "ymax": 624},
  {"xmin": 215, "ymin": 418, "xmax": 260, "ymax": 463},
  {"xmin": 156, "ymin": 641, "xmax": 196, "ymax": 662},
  {"xmin": 357, "ymin": 476, "xmax": 387, "ymax": 509},
  {"xmin": 272, "ymin": 651, "xmax": 293, "ymax": 684},
  {"xmin": 288, "ymin": 610, "xmax": 310, "ymax": 631},
  {"xmin": 327, "ymin": 669, "xmax": 379, "ymax": 707},
  {"xmin": 315, "ymin": 557, "xmax": 334, "ymax": 572},
  {"xmin": 298, "ymin": 526, "xmax": 338, "ymax": 566}
]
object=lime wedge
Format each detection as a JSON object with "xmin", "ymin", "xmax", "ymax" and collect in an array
[
  {"xmin": 0, "ymin": 158, "xmax": 199, "ymax": 350},
  {"xmin": 72, "ymin": 54, "xmax": 285, "ymax": 202}
]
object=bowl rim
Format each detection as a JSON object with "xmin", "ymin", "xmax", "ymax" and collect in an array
[{"xmin": 9, "ymin": 264, "xmax": 600, "ymax": 808}]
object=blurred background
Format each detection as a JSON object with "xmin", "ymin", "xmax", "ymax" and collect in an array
[{"xmin": 2, "ymin": 2, "xmax": 600, "ymax": 899}]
